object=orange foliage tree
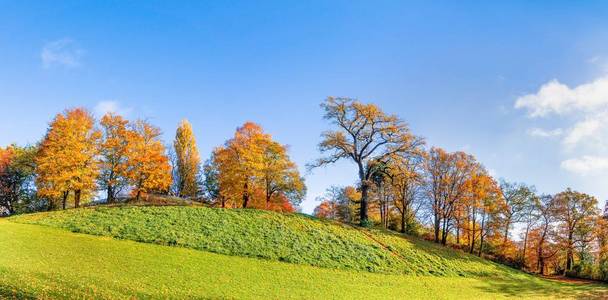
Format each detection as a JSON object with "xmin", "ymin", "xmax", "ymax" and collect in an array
[
  {"xmin": 125, "ymin": 120, "xmax": 172, "ymax": 201},
  {"xmin": 98, "ymin": 113, "xmax": 130, "ymax": 203},
  {"xmin": 211, "ymin": 122, "xmax": 305, "ymax": 210},
  {"xmin": 36, "ymin": 108, "xmax": 100, "ymax": 209}
]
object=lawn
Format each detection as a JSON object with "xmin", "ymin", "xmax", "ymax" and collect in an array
[
  {"xmin": 3, "ymin": 206, "xmax": 608, "ymax": 299},
  {"xmin": 11, "ymin": 206, "xmax": 521, "ymax": 276}
]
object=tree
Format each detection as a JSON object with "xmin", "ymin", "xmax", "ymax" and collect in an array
[
  {"xmin": 311, "ymin": 97, "xmax": 424, "ymax": 226},
  {"xmin": 0, "ymin": 145, "xmax": 37, "ymax": 214},
  {"xmin": 424, "ymin": 147, "xmax": 478, "ymax": 245},
  {"xmin": 259, "ymin": 139, "xmax": 306, "ymax": 209},
  {"xmin": 498, "ymin": 180, "xmax": 535, "ymax": 247},
  {"xmin": 461, "ymin": 170, "xmax": 499, "ymax": 254},
  {"xmin": 553, "ymin": 189, "xmax": 598, "ymax": 274},
  {"xmin": 202, "ymin": 156, "xmax": 222, "ymax": 207},
  {"xmin": 533, "ymin": 195, "xmax": 558, "ymax": 275},
  {"xmin": 212, "ymin": 122, "xmax": 305, "ymax": 209},
  {"xmin": 212, "ymin": 122, "xmax": 268, "ymax": 208},
  {"xmin": 313, "ymin": 186, "xmax": 361, "ymax": 222},
  {"xmin": 314, "ymin": 200, "xmax": 338, "ymax": 219},
  {"xmin": 125, "ymin": 120, "xmax": 172, "ymax": 201},
  {"xmin": 384, "ymin": 154, "xmax": 424, "ymax": 233},
  {"xmin": 173, "ymin": 119, "xmax": 201, "ymax": 198},
  {"xmin": 98, "ymin": 113, "xmax": 130, "ymax": 203},
  {"xmin": 519, "ymin": 193, "xmax": 540, "ymax": 269},
  {"xmin": 36, "ymin": 108, "xmax": 100, "ymax": 209}
]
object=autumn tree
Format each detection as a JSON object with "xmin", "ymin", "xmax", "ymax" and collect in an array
[
  {"xmin": 212, "ymin": 122, "xmax": 268, "ymax": 208},
  {"xmin": 0, "ymin": 145, "xmax": 37, "ymax": 214},
  {"xmin": 173, "ymin": 119, "xmax": 201, "ymax": 198},
  {"xmin": 98, "ymin": 113, "xmax": 130, "ymax": 203},
  {"xmin": 212, "ymin": 122, "xmax": 305, "ymax": 209},
  {"xmin": 553, "ymin": 189, "xmax": 598, "ymax": 274},
  {"xmin": 533, "ymin": 195, "xmax": 558, "ymax": 275},
  {"xmin": 313, "ymin": 186, "xmax": 361, "ymax": 222},
  {"xmin": 311, "ymin": 97, "xmax": 424, "ymax": 226},
  {"xmin": 259, "ymin": 138, "xmax": 305, "ymax": 209},
  {"xmin": 125, "ymin": 120, "xmax": 172, "ymax": 201},
  {"xmin": 519, "ymin": 193, "xmax": 540, "ymax": 269},
  {"xmin": 36, "ymin": 108, "xmax": 100, "ymax": 209},
  {"xmin": 425, "ymin": 147, "xmax": 478, "ymax": 245},
  {"xmin": 461, "ymin": 170, "xmax": 500, "ymax": 254},
  {"xmin": 384, "ymin": 154, "xmax": 424, "ymax": 233}
]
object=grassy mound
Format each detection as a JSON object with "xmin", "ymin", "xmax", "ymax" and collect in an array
[
  {"xmin": 2, "ymin": 220, "xmax": 605, "ymax": 299},
  {"xmin": 13, "ymin": 206, "xmax": 526, "ymax": 277}
]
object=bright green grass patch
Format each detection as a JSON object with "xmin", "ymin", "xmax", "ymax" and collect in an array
[
  {"xmin": 12, "ymin": 206, "xmax": 514, "ymax": 277},
  {"xmin": 1, "ymin": 220, "xmax": 606, "ymax": 299},
  {"xmin": 8, "ymin": 206, "xmax": 549, "ymax": 279}
]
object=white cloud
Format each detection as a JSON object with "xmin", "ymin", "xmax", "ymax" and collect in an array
[
  {"xmin": 527, "ymin": 127, "xmax": 563, "ymax": 138},
  {"xmin": 563, "ymin": 118, "xmax": 602, "ymax": 146},
  {"xmin": 561, "ymin": 156, "xmax": 608, "ymax": 175},
  {"xmin": 515, "ymin": 77, "xmax": 608, "ymax": 117},
  {"xmin": 94, "ymin": 101, "xmax": 132, "ymax": 118},
  {"xmin": 41, "ymin": 38, "xmax": 84, "ymax": 68},
  {"xmin": 515, "ymin": 75, "xmax": 608, "ymax": 176}
]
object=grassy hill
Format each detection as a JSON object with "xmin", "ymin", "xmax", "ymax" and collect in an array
[{"xmin": 2, "ymin": 205, "xmax": 607, "ymax": 299}]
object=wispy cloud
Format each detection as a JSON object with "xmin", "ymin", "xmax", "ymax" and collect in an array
[
  {"xmin": 94, "ymin": 101, "xmax": 132, "ymax": 118},
  {"xmin": 561, "ymin": 156, "xmax": 608, "ymax": 175},
  {"xmin": 515, "ymin": 75, "xmax": 608, "ymax": 175},
  {"xmin": 41, "ymin": 38, "xmax": 84, "ymax": 68},
  {"xmin": 526, "ymin": 127, "xmax": 563, "ymax": 138}
]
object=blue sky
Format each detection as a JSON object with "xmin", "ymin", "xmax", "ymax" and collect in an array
[{"xmin": 3, "ymin": 1, "xmax": 608, "ymax": 213}]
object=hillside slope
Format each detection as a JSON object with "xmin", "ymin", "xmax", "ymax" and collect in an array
[
  {"xmin": 13, "ymin": 206, "xmax": 511, "ymax": 276},
  {"xmin": 3, "ymin": 206, "xmax": 607, "ymax": 299}
]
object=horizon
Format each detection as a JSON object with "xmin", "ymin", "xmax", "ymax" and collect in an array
[{"xmin": 3, "ymin": 1, "xmax": 608, "ymax": 214}]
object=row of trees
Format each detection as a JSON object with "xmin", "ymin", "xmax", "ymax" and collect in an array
[
  {"xmin": 311, "ymin": 97, "xmax": 607, "ymax": 279},
  {"xmin": 0, "ymin": 109, "xmax": 305, "ymax": 214}
]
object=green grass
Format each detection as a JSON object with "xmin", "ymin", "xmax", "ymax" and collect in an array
[
  {"xmin": 10, "ymin": 206, "xmax": 516, "ymax": 276},
  {"xmin": 3, "ymin": 206, "xmax": 608, "ymax": 299}
]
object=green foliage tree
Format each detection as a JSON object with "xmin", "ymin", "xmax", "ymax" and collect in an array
[{"xmin": 0, "ymin": 144, "xmax": 37, "ymax": 214}]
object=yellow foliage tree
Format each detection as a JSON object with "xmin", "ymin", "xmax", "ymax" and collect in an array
[
  {"xmin": 98, "ymin": 113, "xmax": 130, "ymax": 203},
  {"xmin": 174, "ymin": 119, "xmax": 201, "ymax": 198},
  {"xmin": 126, "ymin": 120, "xmax": 172, "ymax": 201},
  {"xmin": 36, "ymin": 108, "xmax": 100, "ymax": 209}
]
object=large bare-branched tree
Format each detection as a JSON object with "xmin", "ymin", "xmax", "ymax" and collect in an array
[{"xmin": 311, "ymin": 97, "xmax": 424, "ymax": 226}]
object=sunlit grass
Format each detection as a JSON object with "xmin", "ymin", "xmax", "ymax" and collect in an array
[{"xmin": 3, "ymin": 206, "xmax": 608, "ymax": 299}]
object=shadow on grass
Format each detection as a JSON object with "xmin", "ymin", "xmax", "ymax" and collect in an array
[{"xmin": 473, "ymin": 275, "xmax": 608, "ymax": 299}]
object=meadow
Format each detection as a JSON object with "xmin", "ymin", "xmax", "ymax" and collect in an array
[{"xmin": 1, "ymin": 206, "xmax": 607, "ymax": 299}]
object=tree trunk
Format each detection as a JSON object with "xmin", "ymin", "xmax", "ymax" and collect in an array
[
  {"xmin": 136, "ymin": 190, "xmax": 141, "ymax": 202},
  {"xmin": 400, "ymin": 209, "xmax": 406, "ymax": 233},
  {"xmin": 242, "ymin": 181, "xmax": 249, "ymax": 208},
  {"xmin": 434, "ymin": 213, "xmax": 441, "ymax": 243},
  {"xmin": 74, "ymin": 189, "xmax": 81, "ymax": 208},
  {"xmin": 107, "ymin": 186, "xmax": 114, "ymax": 203},
  {"xmin": 62, "ymin": 191, "xmax": 69, "ymax": 210},
  {"xmin": 469, "ymin": 212, "xmax": 477, "ymax": 254},
  {"xmin": 565, "ymin": 232, "xmax": 574, "ymax": 274},
  {"xmin": 478, "ymin": 211, "xmax": 486, "ymax": 257},
  {"xmin": 538, "ymin": 246, "xmax": 545, "ymax": 275},
  {"xmin": 503, "ymin": 224, "xmax": 510, "ymax": 246},
  {"xmin": 441, "ymin": 218, "xmax": 449, "ymax": 245},
  {"xmin": 522, "ymin": 227, "xmax": 530, "ymax": 268},
  {"xmin": 359, "ymin": 182, "xmax": 370, "ymax": 226}
]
